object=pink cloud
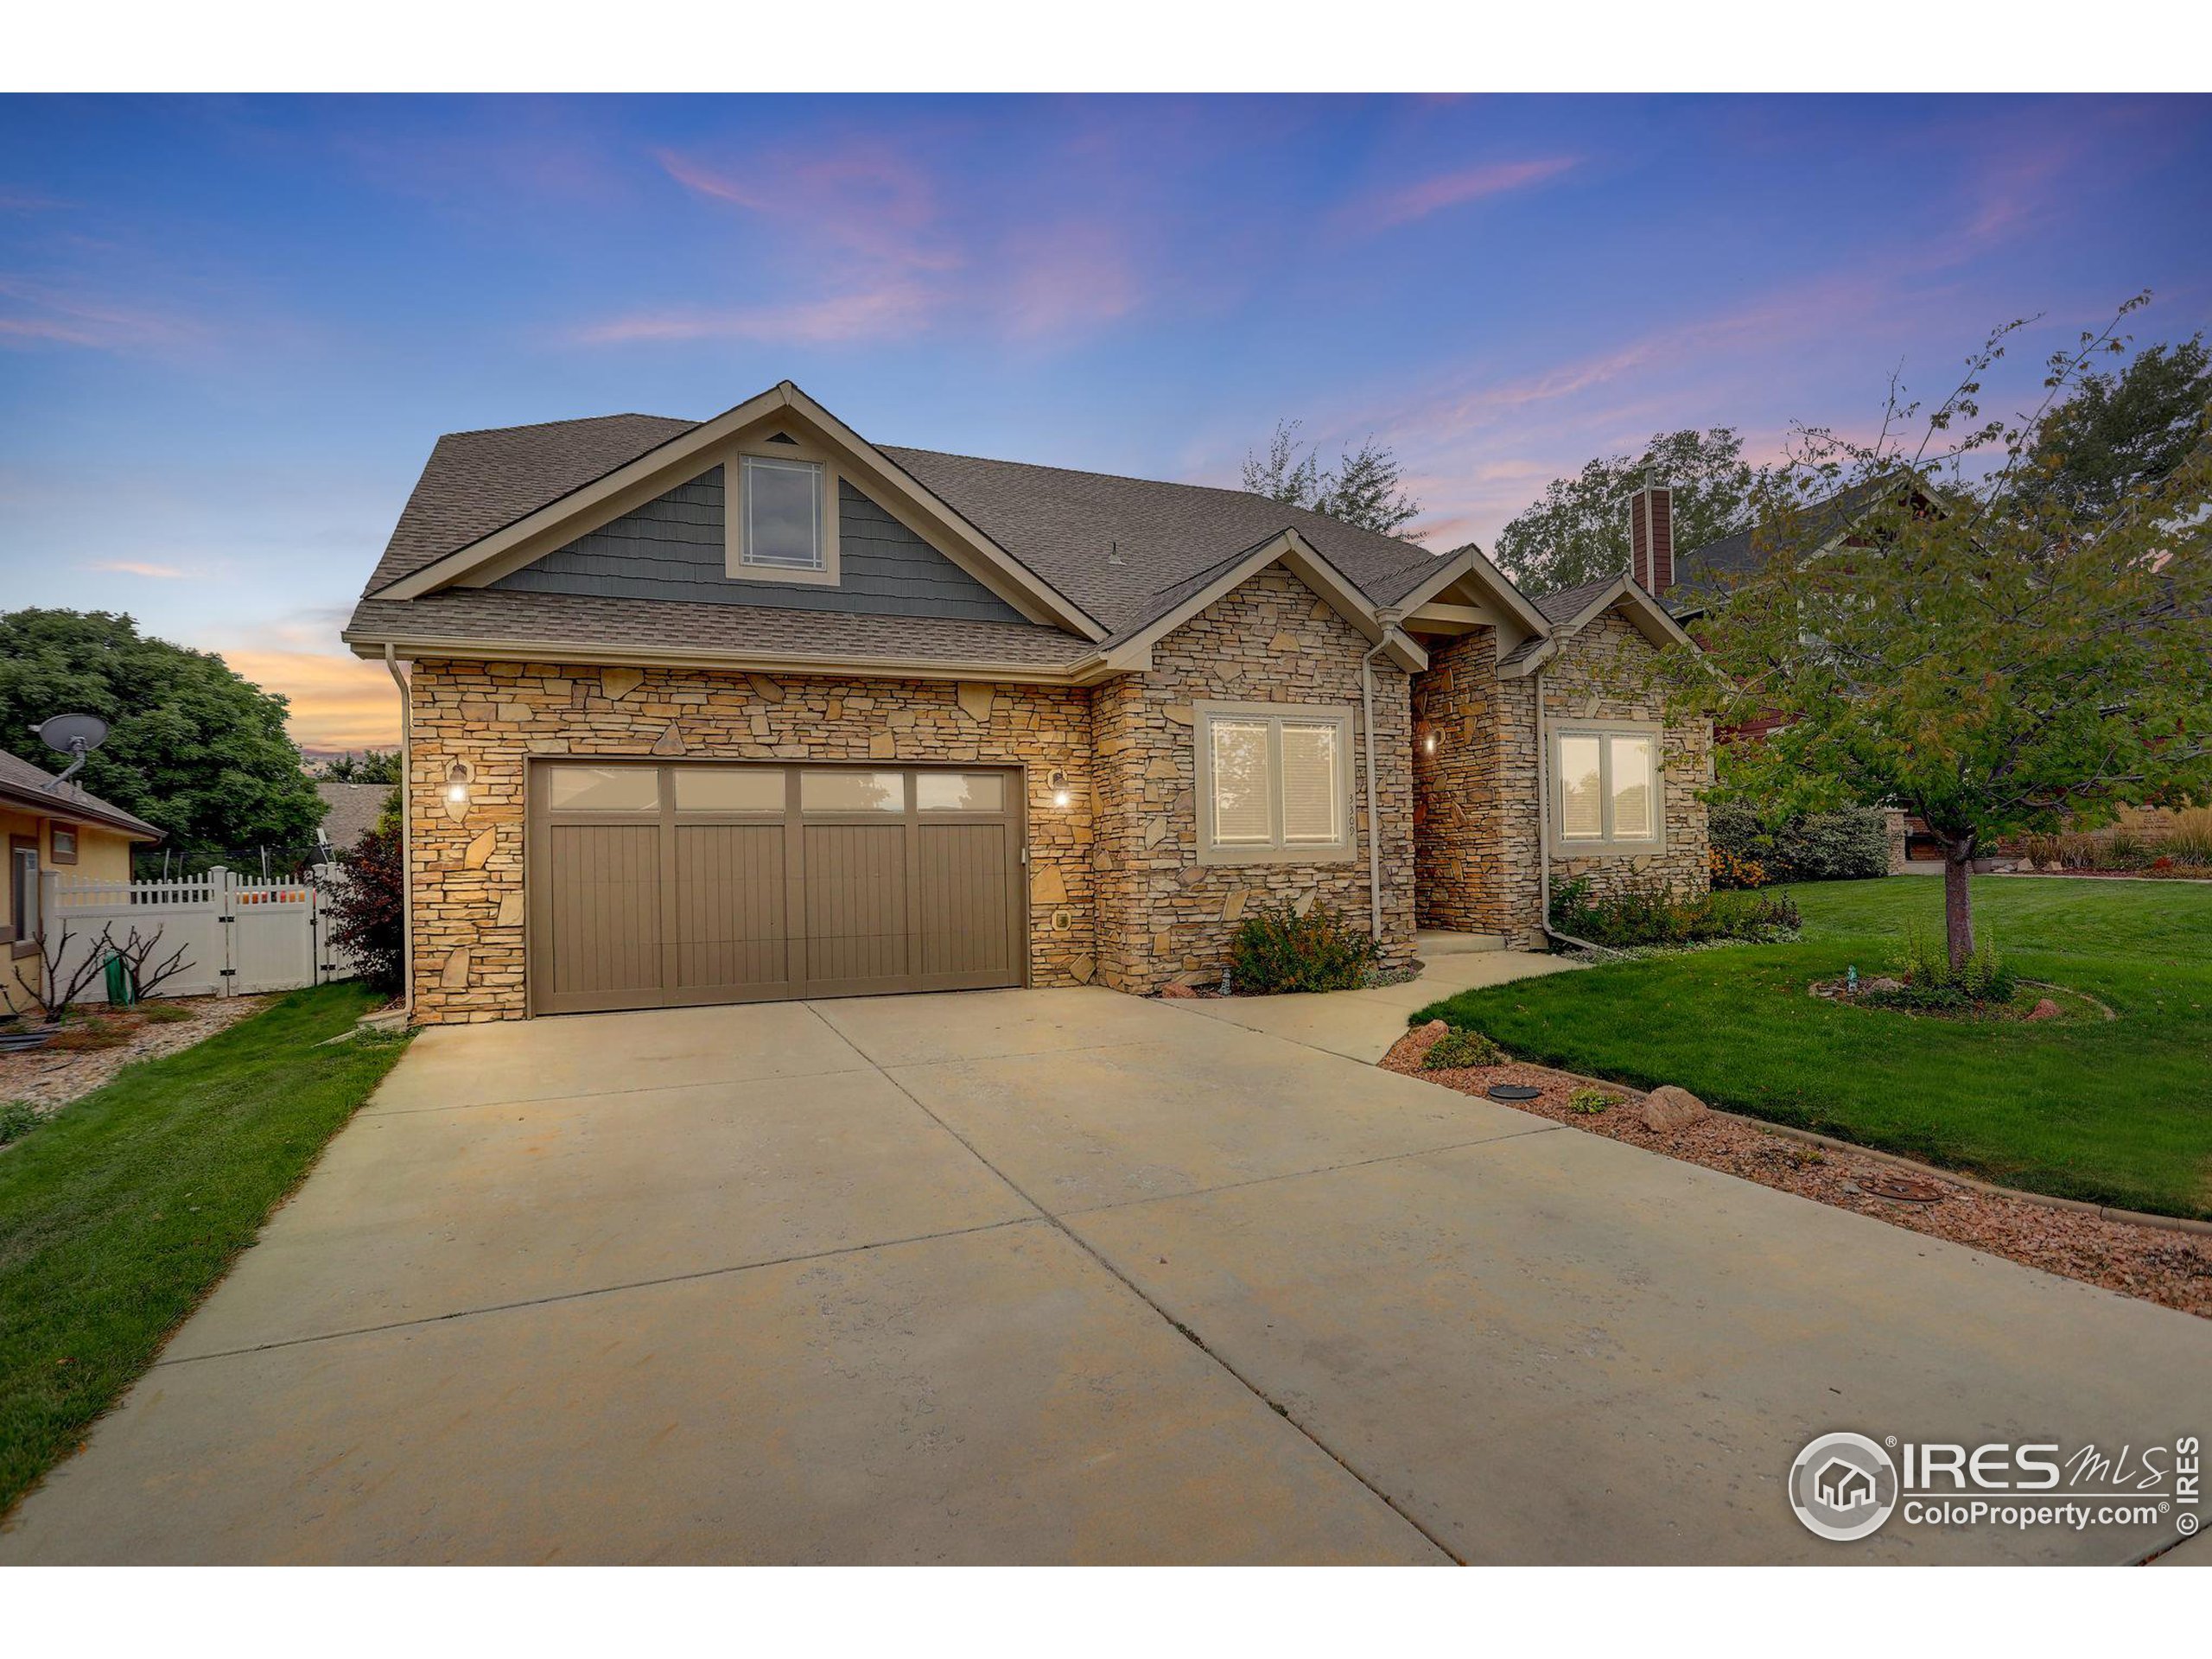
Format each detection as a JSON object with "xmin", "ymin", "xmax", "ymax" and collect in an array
[
  {"xmin": 1351, "ymin": 156, "xmax": 1578, "ymax": 232},
  {"xmin": 656, "ymin": 145, "xmax": 960, "ymax": 275},
  {"xmin": 0, "ymin": 281, "xmax": 204, "ymax": 353},
  {"xmin": 575, "ymin": 282, "xmax": 935, "ymax": 347},
  {"xmin": 87, "ymin": 558, "xmax": 191, "ymax": 578},
  {"xmin": 996, "ymin": 221, "xmax": 1142, "ymax": 340}
]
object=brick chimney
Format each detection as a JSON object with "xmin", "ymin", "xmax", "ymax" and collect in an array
[{"xmin": 1628, "ymin": 481, "xmax": 1674, "ymax": 594}]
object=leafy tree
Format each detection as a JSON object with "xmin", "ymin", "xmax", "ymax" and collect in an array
[
  {"xmin": 0, "ymin": 609, "xmax": 325, "ymax": 855},
  {"xmin": 327, "ymin": 823, "xmax": 404, "ymax": 995},
  {"xmin": 2028, "ymin": 334, "xmax": 2211, "ymax": 518},
  {"xmin": 1243, "ymin": 421, "xmax": 1421, "ymax": 536},
  {"xmin": 320, "ymin": 749, "xmax": 402, "ymax": 785},
  {"xmin": 1496, "ymin": 428, "xmax": 1769, "ymax": 596},
  {"xmin": 1667, "ymin": 297, "xmax": 2212, "ymax": 969}
]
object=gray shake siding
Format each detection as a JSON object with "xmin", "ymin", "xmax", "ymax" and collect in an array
[{"xmin": 492, "ymin": 469, "xmax": 1028, "ymax": 623}]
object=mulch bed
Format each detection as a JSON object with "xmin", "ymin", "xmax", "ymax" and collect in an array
[
  {"xmin": 0, "ymin": 995, "xmax": 271, "ymax": 1115},
  {"xmin": 1382, "ymin": 1021, "xmax": 2212, "ymax": 1321}
]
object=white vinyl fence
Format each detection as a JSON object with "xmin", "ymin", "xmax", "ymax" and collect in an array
[{"xmin": 41, "ymin": 866, "xmax": 358, "ymax": 1003}]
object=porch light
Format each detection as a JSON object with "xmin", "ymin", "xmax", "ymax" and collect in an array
[
  {"xmin": 1047, "ymin": 768, "xmax": 1072, "ymax": 809},
  {"xmin": 445, "ymin": 762, "xmax": 470, "ymax": 804}
]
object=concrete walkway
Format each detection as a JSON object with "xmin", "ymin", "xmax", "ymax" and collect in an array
[
  {"xmin": 1174, "ymin": 947, "xmax": 1581, "ymax": 1061},
  {"xmin": 3, "ymin": 987, "xmax": 2205, "ymax": 1565}
]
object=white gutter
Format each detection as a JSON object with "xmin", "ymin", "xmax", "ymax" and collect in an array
[
  {"xmin": 1359, "ymin": 610, "xmax": 1402, "ymax": 945},
  {"xmin": 385, "ymin": 645, "xmax": 414, "ymax": 1016}
]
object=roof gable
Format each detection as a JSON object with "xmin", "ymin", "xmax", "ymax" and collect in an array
[
  {"xmin": 488, "ymin": 466, "xmax": 1030, "ymax": 626},
  {"xmin": 374, "ymin": 384, "xmax": 1106, "ymax": 641}
]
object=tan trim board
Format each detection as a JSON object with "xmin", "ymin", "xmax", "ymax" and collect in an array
[
  {"xmin": 1389, "ymin": 543, "xmax": 1554, "ymax": 639},
  {"xmin": 1098, "ymin": 531, "xmax": 1428, "ymax": 676},
  {"xmin": 346, "ymin": 629, "xmax": 1110, "ymax": 687}
]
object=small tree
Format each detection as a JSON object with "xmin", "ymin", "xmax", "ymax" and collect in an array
[
  {"xmin": 1, "ymin": 925, "xmax": 110, "ymax": 1025},
  {"xmin": 1243, "ymin": 421, "xmax": 1421, "ymax": 536},
  {"xmin": 1669, "ymin": 296, "xmax": 2212, "ymax": 968},
  {"xmin": 105, "ymin": 923, "xmax": 194, "ymax": 1002},
  {"xmin": 327, "ymin": 824, "xmax": 405, "ymax": 995}
]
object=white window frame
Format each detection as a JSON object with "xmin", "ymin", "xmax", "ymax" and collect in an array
[
  {"xmin": 725, "ymin": 437, "xmax": 842, "ymax": 587},
  {"xmin": 1193, "ymin": 700, "xmax": 1357, "ymax": 867},
  {"xmin": 1548, "ymin": 719, "xmax": 1667, "ymax": 855}
]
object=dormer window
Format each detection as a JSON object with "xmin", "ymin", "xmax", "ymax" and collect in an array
[{"xmin": 739, "ymin": 454, "xmax": 827, "ymax": 575}]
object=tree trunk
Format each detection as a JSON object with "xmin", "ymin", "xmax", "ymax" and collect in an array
[{"xmin": 1941, "ymin": 836, "xmax": 1977, "ymax": 969}]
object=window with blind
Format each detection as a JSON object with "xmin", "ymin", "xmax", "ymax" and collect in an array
[
  {"xmin": 1550, "ymin": 724, "xmax": 1664, "ymax": 853},
  {"xmin": 1195, "ymin": 703, "xmax": 1355, "ymax": 864}
]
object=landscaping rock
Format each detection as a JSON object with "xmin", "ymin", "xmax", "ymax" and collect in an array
[
  {"xmin": 1640, "ymin": 1085, "xmax": 1711, "ymax": 1133},
  {"xmin": 2027, "ymin": 997, "xmax": 2063, "ymax": 1021},
  {"xmin": 1865, "ymin": 976, "xmax": 1904, "ymax": 994},
  {"xmin": 1158, "ymin": 982, "xmax": 1198, "ymax": 1000}
]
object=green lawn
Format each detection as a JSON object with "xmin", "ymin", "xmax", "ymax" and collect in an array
[
  {"xmin": 0, "ymin": 983, "xmax": 409, "ymax": 1517},
  {"xmin": 1416, "ymin": 877, "xmax": 2212, "ymax": 1220}
]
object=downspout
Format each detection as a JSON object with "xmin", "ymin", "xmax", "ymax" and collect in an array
[
  {"xmin": 1533, "ymin": 657, "xmax": 1620, "ymax": 959},
  {"xmin": 385, "ymin": 645, "xmax": 414, "ymax": 1015},
  {"xmin": 1359, "ymin": 611, "xmax": 1402, "ymax": 945}
]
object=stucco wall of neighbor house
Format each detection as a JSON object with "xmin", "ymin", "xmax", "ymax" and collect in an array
[
  {"xmin": 1, "ymin": 811, "xmax": 136, "ymax": 1010},
  {"xmin": 1542, "ymin": 609, "xmax": 1713, "ymax": 902},
  {"xmin": 402, "ymin": 660, "xmax": 1096, "ymax": 1025},
  {"xmin": 1090, "ymin": 564, "xmax": 1415, "ymax": 995}
]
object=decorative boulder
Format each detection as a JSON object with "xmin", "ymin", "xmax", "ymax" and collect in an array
[
  {"xmin": 1159, "ymin": 982, "xmax": 1198, "ymax": 1000},
  {"xmin": 2026, "ymin": 997, "xmax": 2063, "ymax": 1021},
  {"xmin": 1640, "ymin": 1085, "xmax": 1711, "ymax": 1133},
  {"xmin": 1864, "ymin": 976, "xmax": 1904, "ymax": 995}
]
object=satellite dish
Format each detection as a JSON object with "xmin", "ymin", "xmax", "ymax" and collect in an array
[
  {"xmin": 30, "ymin": 713, "xmax": 110, "ymax": 791},
  {"xmin": 33, "ymin": 714, "xmax": 110, "ymax": 756}
]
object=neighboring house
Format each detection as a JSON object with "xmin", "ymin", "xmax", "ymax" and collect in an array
[
  {"xmin": 1, "ymin": 747, "xmax": 164, "ymax": 1014},
  {"xmin": 314, "ymin": 779, "xmax": 390, "ymax": 854},
  {"xmin": 343, "ymin": 382, "xmax": 1709, "ymax": 1023}
]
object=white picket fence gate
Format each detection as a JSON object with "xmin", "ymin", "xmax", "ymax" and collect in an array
[{"xmin": 41, "ymin": 866, "xmax": 358, "ymax": 1002}]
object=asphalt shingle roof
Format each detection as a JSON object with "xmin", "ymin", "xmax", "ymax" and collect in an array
[
  {"xmin": 0, "ymin": 747, "xmax": 162, "ymax": 840},
  {"xmin": 347, "ymin": 589, "xmax": 1097, "ymax": 670},
  {"xmin": 349, "ymin": 410, "xmax": 1465, "ymax": 662},
  {"xmin": 313, "ymin": 780, "xmax": 389, "ymax": 851}
]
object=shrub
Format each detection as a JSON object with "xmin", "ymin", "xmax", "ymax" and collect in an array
[
  {"xmin": 327, "ymin": 826, "xmax": 406, "ymax": 996},
  {"xmin": 1422, "ymin": 1027, "xmax": 1504, "ymax": 1070},
  {"xmin": 1709, "ymin": 798, "xmax": 1890, "ymax": 884},
  {"xmin": 2158, "ymin": 807, "xmax": 2212, "ymax": 866},
  {"xmin": 1550, "ymin": 876, "xmax": 1801, "ymax": 950},
  {"xmin": 1566, "ymin": 1088, "xmax": 1616, "ymax": 1114},
  {"xmin": 1881, "ymin": 923, "xmax": 2018, "ymax": 1008},
  {"xmin": 0, "ymin": 1100, "xmax": 39, "ymax": 1145},
  {"xmin": 1228, "ymin": 899, "xmax": 1380, "ymax": 994}
]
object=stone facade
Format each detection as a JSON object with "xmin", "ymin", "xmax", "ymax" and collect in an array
[
  {"xmin": 1409, "ymin": 605, "xmax": 1711, "ymax": 947},
  {"xmin": 404, "ymin": 660, "xmax": 1095, "ymax": 1023},
  {"xmin": 1090, "ymin": 564, "xmax": 1416, "ymax": 994},
  {"xmin": 1542, "ymin": 610, "xmax": 1712, "ymax": 903},
  {"xmin": 399, "ymin": 582, "xmax": 1705, "ymax": 1024}
]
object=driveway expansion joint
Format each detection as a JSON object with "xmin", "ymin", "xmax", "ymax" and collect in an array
[{"xmin": 821, "ymin": 1002, "xmax": 1467, "ymax": 1565}]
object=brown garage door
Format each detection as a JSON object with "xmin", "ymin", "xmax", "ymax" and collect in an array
[{"xmin": 527, "ymin": 762, "xmax": 1026, "ymax": 1014}]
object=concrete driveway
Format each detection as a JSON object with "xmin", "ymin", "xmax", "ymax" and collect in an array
[{"xmin": 3, "ymin": 987, "xmax": 2206, "ymax": 1564}]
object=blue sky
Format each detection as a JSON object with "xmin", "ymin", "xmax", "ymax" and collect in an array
[{"xmin": 3, "ymin": 92, "xmax": 2209, "ymax": 749}]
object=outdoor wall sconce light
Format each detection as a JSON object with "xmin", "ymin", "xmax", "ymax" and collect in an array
[
  {"xmin": 1046, "ymin": 767, "xmax": 1072, "ymax": 809},
  {"xmin": 442, "ymin": 759, "xmax": 474, "ymax": 822},
  {"xmin": 1414, "ymin": 719, "xmax": 1438, "ymax": 756}
]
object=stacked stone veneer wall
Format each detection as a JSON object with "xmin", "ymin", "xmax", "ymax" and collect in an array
[
  {"xmin": 1542, "ymin": 611, "xmax": 1712, "ymax": 902},
  {"xmin": 1409, "ymin": 607, "xmax": 1712, "ymax": 947},
  {"xmin": 1090, "ymin": 564, "xmax": 1415, "ymax": 994},
  {"xmin": 1410, "ymin": 628, "xmax": 1529, "ymax": 938},
  {"xmin": 404, "ymin": 660, "xmax": 1096, "ymax": 1024}
]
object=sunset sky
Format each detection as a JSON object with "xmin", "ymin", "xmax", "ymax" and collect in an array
[{"xmin": 3, "ymin": 93, "xmax": 2209, "ymax": 753}]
